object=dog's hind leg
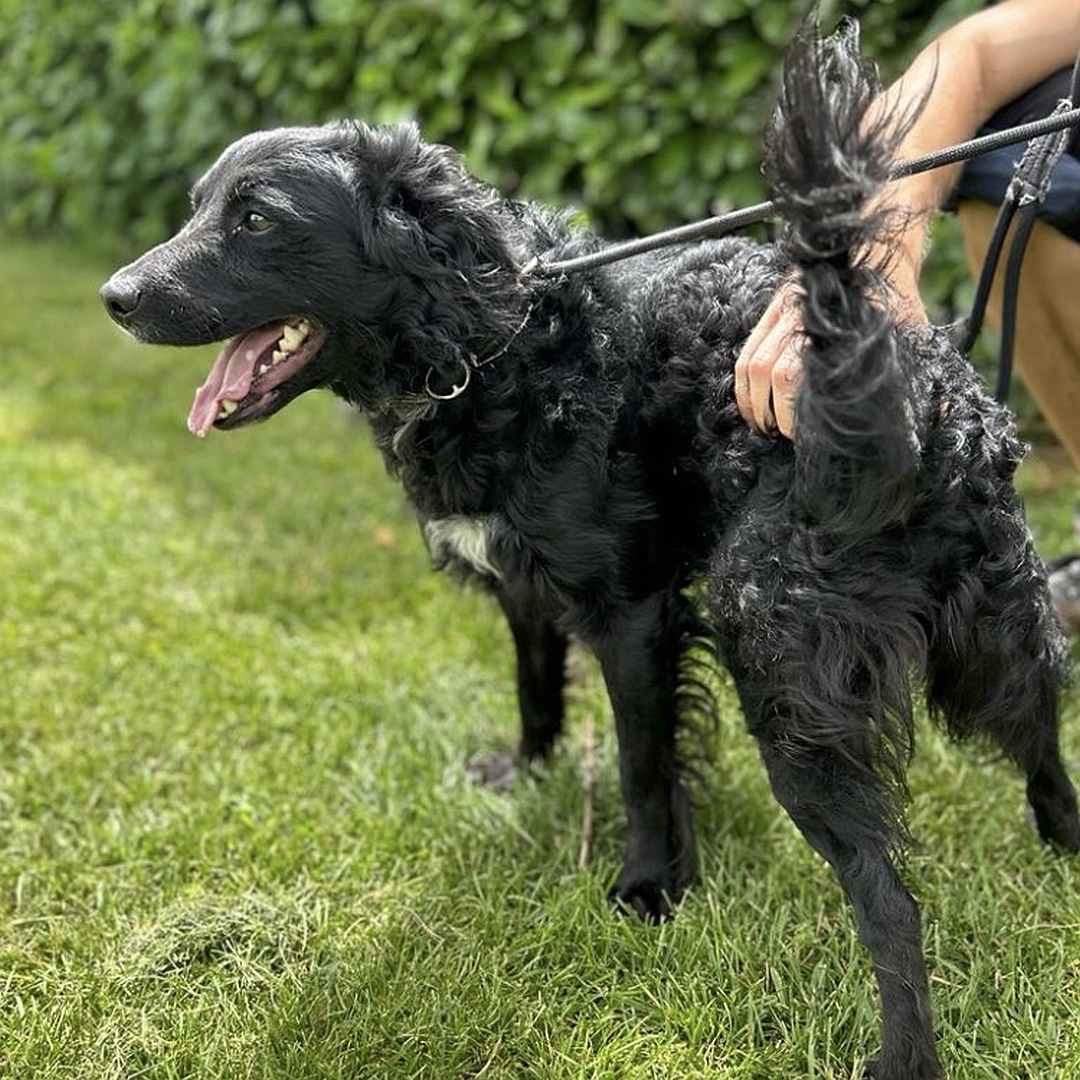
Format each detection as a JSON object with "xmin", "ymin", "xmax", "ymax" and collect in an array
[
  {"xmin": 594, "ymin": 590, "xmax": 697, "ymax": 922},
  {"xmin": 723, "ymin": 647, "xmax": 940, "ymax": 1079},
  {"xmin": 751, "ymin": 731, "xmax": 941, "ymax": 1080},
  {"xmin": 927, "ymin": 570, "xmax": 1080, "ymax": 852},
  {"xmin": 497, "ymin": 585, "xmax": 569, "ymax": 764}
]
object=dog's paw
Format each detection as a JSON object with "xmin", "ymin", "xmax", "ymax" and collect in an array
[
  {"xmin": 1043, "ymin": 816, "xmax": 1080, "ymax": 854},
  {"xmin": 607, "ymin": 875, "xmax": 682, "ymax": 923},
  {"xmin": 863, "ymin": 1049, "xmax": 942, "ymax": 1080},
  {"xmin": 1027, "ymin": 769, "xmax": 1080, "ymax": 853},
  {"xmin": 464, "ymin": 749, "xmax": 519, "ymax": 793},
  {"xmin": 607, "ymin": 800, "xmax": 697, "ymax": 923}
]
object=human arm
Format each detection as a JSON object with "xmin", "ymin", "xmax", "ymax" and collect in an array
[{"xmin": 734, "ymin": 0, "xmax": 1080, "ymax": 437}]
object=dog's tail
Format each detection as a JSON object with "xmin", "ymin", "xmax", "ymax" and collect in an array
[{"xmin": 767, "ymin": 19, "xmax": 923, "ymax": 538}]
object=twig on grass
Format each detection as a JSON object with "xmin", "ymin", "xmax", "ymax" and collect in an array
[{"xmin": 578, "ymin": 704, "xmax": 596, "ymax": 870}]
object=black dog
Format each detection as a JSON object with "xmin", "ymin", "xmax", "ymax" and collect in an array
[{"xmin": 102, "ymin": 24, "xmax": 1078, "ymax": 1080}]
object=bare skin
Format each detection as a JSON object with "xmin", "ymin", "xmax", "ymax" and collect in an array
[{"xmin": 735, "ymin": 0, "xmax": 1080, "ymax": 444}]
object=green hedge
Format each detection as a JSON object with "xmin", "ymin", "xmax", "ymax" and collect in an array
[{"xmin": 0, "ymin": 0, "xmax": 983, "ymax": 250}]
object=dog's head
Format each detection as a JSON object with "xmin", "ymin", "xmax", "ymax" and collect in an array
[{"xmin": 101, "ymin": 121, "xmax": 529, "ymax": 435}]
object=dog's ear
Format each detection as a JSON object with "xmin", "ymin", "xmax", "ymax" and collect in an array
[
  {"xmin": 324, "ymin": 120, "xmax": 528, "ymax": 400},
  {"xmin": 334, "ymin": 120, "xmax": 518, "ymax": 272}
]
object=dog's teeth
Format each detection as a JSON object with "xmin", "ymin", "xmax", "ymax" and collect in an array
[
  {"xmin": 272, "ymin": 349, "xmax": 286, "ymax": 364},
  {"xmin": 280, "ymin": 324, "xmax": 305, "ymax": 352},
  {"xmin": 218, "ymin": 400, "xmax": 239, "ymax": 418},
  {"xmin": 258, "ymin": 362, "xmax": 270, "ymax": 375}
]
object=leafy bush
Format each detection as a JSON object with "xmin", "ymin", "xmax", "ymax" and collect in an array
[{"xmin": 1, "ymin": 0, "xmax": 979, "ymax": 249}]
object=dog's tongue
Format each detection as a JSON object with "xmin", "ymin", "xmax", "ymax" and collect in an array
[{"xmin": 187, "ymin": 325, "xmax": 284, "ymax": 436}]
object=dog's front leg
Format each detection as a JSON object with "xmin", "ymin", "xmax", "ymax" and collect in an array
[
  {"xmin": 496, "ymin": 585, "xmax": 568, "ymax": 764},
  {"xmin": 594, "ymin": 592, "xmax": 696, "ymax": 922},
  {"xmin": 466, "ymin": 585, "xmax": 568, "ymax": 792}
]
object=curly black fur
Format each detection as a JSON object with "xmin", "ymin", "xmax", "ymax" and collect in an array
[{"xmin": 102, "ymin": 21, "xmax": 1078, "ymax": 1080}]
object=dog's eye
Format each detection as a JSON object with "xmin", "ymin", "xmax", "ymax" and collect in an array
[{"xmin": 241, "ymin": 210, "xmax": 275, "ymax": 234}]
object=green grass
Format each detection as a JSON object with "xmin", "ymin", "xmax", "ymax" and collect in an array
[{"xmin": 1, "ymin": 233, "xmax": 1078, "ymax": 1080}]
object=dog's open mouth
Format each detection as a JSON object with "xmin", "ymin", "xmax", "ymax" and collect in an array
[{"xmin": 187, "ymin": 318, "xmax": 327, "ymax": 437}]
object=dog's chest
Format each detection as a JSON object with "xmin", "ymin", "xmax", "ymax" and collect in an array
[{"xmin": 422, "ymin": 515, "xmax": 503, "ymax": 580}]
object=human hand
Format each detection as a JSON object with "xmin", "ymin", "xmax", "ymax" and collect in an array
[
  {"xmin": 734, "ymin": 279, "xmax": 804, "ymax": 439},
  {"xmin": 734, "ymin": 261, "xmax": 927, "ymax": 440}
]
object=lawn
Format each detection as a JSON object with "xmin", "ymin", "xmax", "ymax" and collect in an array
[{"xmin": 1, "ymin": 234, "xmax": 1078, "ymax": 1080}]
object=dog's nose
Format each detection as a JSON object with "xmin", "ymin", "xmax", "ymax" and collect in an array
[{"xmin": 100, "ymin": 277, "xmax": 142, "ymax": 323}]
